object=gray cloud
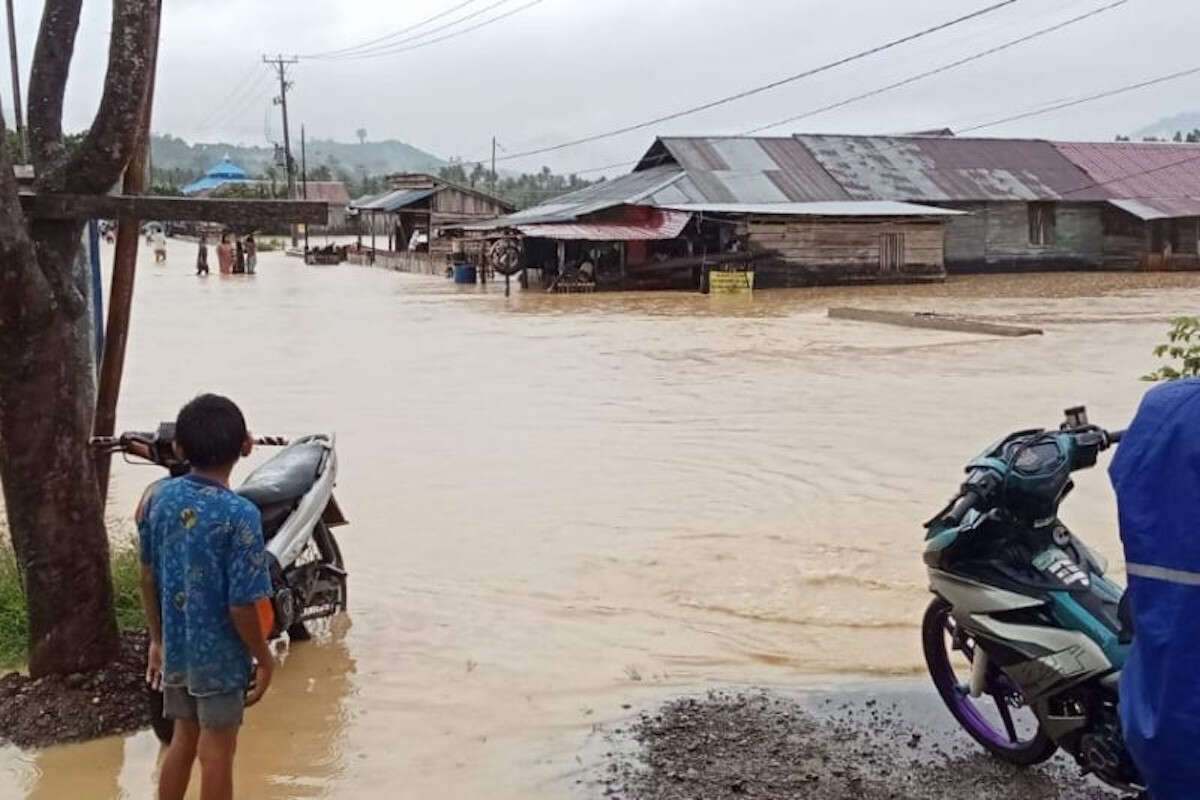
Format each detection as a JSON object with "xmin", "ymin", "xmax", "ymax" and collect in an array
[{"xmin": 4, "ymin": 0, "xmax": 1197, "ymax": 175}]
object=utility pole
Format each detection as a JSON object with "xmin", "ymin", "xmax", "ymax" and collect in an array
[
  {"xmin": 264, "ymin": 54, "xmax": 299, "ymax": 245},
  {"xmin": 301, "ymin": 123, "xmax": 309, "ymax": 253},
  {"xmin": 5, "ymin": 0, "xmax": 26, "ymax": 163},
  {"xmin": 491, "ymin": 136, "xmax": 497, "ymax": 194}
]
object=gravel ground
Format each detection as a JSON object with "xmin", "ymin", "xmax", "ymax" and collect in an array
[
  {"xmin": 0, "ymin": 631, "xmax": 150, "ymax": 748},
  {"xmin": 594, "ymin": 688, "xmax": 1130, "ymax": 800}
]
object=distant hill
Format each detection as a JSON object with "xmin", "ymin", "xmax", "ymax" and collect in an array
[
  {"xmin": 1132, "ymin": 112, "xmax": 1200, "ymax": 140},
  {"xmin": 151, "ymin": 134, "xmax": 446, "ymax": 179}
]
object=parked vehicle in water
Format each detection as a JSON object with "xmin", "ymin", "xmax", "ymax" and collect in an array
[
  {"xmin": 921, "ymin": 407, "xmax": 1144, "ymax": 796},
  {"xmin": 93, "ymin": 424, "xmax": 348, "ymax": 743}
]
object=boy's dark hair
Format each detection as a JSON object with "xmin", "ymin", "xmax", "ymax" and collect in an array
[{"xmin": 175, "ymin": 394, "xmax": 247, "ymax": 469}]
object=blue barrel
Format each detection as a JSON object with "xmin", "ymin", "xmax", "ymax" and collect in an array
[{"xmin": 453, "ymin": 264, "xmax": 477, "ymax": 284}]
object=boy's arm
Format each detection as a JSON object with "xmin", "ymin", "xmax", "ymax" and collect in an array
[
  {"xmin": 230, "ymin": 604, "xmax": 274, "ymax": 706},
  {"xmin": 135, "ymin": 483, "xmax": 164, "ymax": 688},
  {"xmin": 227, "ymin": 504, "xmax": 275, "ymax": 705}
]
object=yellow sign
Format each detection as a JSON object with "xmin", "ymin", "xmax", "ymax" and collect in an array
[{"xmin": 709, "ymin": 270, "xmax": 755, "ymax": 293}]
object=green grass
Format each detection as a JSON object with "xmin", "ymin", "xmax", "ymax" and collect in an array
[{"xmin": 0, "ymin": 535, "xmax": 145, "ymax": 669}]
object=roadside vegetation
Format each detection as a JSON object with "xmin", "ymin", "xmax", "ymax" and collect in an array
[
  {"xmin": 1144, "ymin": 316, "xmax": 1200, "ymax": 381},
  {"xmin": 0, "ymin": 529, "xmax": 144, "ymax": 669}
]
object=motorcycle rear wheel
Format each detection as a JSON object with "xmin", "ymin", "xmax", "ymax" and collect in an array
[{"xmin": 922, "ymin": 597, "xmax": 1058, "ymax": 766}]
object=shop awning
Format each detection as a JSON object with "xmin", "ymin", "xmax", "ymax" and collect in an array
[{"xmin": 516, "ymin": 209, "xmax": 692, "ymax": 241}]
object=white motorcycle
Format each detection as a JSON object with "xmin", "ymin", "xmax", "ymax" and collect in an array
[{"xmin": 94, "ymin": 423, "xmax": 349, "ymax": 742}]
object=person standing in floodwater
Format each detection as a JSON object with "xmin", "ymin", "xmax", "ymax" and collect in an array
[
  {"xmin": 196, "ymin": 235, "xmax": 210, "ymax": 276},
  {"xmin": 137, "ymin": 394, "xmax": 274, "ymax": 800},
  {"xmin": 244, "ymin": 235, "xmax": 257, "ymax": 275},
  {"xmin": 233, "ymin": 238, "xmax": 245, "ymax": 275},
  {"xmin": 216, "ymin": 234, "xmax": 234, "ymax": 275},
  {"xmin": 153, "ymin": 231, "xmax": 168, "ymax": 264}
]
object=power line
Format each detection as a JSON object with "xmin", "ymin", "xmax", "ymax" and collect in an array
[
  {"xmin": 314, "ymin": 0, "xmax": 546, "ymax": 62},
  {"xmin": 958, "ymin": 65, "xmax": 1200, "ymax": 134},
  {"xmin": 193, "ymin": 68, "xmax": 272, "ymax": 138},
  {"xmin": 504, "ymin": 63, "xmax": 1200, "ymax": 189},
  {"xmin": 190, "ymin": 61, "xmax": 264, "ymax": 133},
  {"xmin": 744, "ymin": 0, "xmax": 1128, "ymax": 135},
  {"xmin": 300, "ymin": 0, "xmax": 483, "ymax": 59},
  {"xmin": 307, "ymin": 0, "xmax": 521, "ymax": 60},
  {"xmin": 487, "ymin": 0, "xmax": 1019, "ymax": 164}
]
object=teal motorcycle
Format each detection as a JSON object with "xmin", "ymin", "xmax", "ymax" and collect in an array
[{"xmin": 922, "ymin": 407, "xmax": 1144, "ymax": 795}]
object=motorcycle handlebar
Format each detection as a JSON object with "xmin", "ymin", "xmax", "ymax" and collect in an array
[
  {"xmin": 942, "ymin": 490, "xmax": 982, "ymax": 527},
  {"xmin": 90, "ymin": 433, "xmax": 290, "ymax": 452}
]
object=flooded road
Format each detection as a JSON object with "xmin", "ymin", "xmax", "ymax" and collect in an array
[{"xmin": 2, "ymin": 239, "xmax": 1199, "ymax": 798}]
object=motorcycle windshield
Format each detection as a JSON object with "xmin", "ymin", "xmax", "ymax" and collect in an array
[{"xmin": 1109, "ymin": 378, "xmax": 1200, "ymax": 798}]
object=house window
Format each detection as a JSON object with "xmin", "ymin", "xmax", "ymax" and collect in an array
[
  {"xmin": 880, "ymin": 233, "xmax": 905, "ymax": 272},
  {"xmin": 1028, "ymin": 203, "xmax": 1056, "ymax": 246}
]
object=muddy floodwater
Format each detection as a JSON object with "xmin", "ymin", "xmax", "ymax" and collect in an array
[{"xmin": 2, "ymin": 239, "xmax": 1199, "ymax": 798}]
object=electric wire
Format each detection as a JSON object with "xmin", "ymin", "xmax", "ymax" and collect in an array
[
  {"xmin": 313, "ymin": 0, "xmax": 546, "ymax": 62},
  {"xmin": 306, "ymin": 0, "xmax": 524, "ymax": 60},
  {"xmin": 743, "ymin": 0, "xmax": 1128, "ymax": 135},
  {"xmin": 485, "ymin": 0, "xmax": 1020, "ymax": 165},
  {"xmin": 957, "ymin": 66, "xmax": 1200, "ymax": 135},
  {"xmin": 299, "ymin": 0, "xmax": 483, "ymax": 59}
]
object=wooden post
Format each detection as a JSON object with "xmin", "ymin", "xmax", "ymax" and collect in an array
[
  {"xmin": 94, "ymin": 0, "xmax": 162, "ymax": 502},
  {"xmin": 5, "ymin": 0, "xmax": 26, "ymax": 163},
  {"xmin": 301, "ymin": 123, "xmax": 309, "ymax": 254}
]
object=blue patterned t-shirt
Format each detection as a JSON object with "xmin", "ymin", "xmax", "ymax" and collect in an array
[{"xmin": 138, "ymin": 475, "xmax": 272, "ymax": 696}]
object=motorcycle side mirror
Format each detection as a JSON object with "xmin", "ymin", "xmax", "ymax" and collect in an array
[{"xmin": 1063, "ymin": 406, "xmax": 1089, "ymax": 429}]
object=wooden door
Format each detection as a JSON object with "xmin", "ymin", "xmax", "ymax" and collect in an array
[{"xmin": 880, "ymin": 233, "xmax": 905, "ymax": 273}]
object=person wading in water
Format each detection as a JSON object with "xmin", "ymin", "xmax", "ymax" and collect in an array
[
  {"xmin": 216, "ymin": 233, "xmax": 234, "ymax": 275},
  {"xmin": 196, "ymin": 235, "xmax": 210, "ymax": 276},
  {"xmin": 244, "ymin": 235, "xmax": 258, "ymax": 275}
]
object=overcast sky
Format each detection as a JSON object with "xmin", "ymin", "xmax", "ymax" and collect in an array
[{"xmin": 3, "ymin": 0, "xmax": 1198, "ymax": 174}]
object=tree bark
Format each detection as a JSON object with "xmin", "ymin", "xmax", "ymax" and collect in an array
[{"xmin": 0, "ymin": 0, "xmax": 158, "ymax": 676}]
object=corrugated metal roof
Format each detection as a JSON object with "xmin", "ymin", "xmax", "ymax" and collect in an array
[
  {"xmin": 517, "ymin": 209, "xmax": 692, "ymax": 241},
  {"xmin": 301, "ymin": 181, "xmax": 351, "ymax": 205},
  {"xmin": 655, "ymin": 201, "xmax": 966, "ymax": 217},
  {"xmin": 1054, "ymin": 141, "xmax": 1200, "ymax": 203},
  {"xmin": 1109, "ymin": 198, "xmax": 1200, "ymax": 220},
  {"xmin": 351, "ymin": 187, "xmax": 437, "ymax": 212},
  {"xmin": 796, "ymin": 134, "xmax": 1108, "ymax": 202},
  {"xmin": 463, "ymin": 166, "xmax": 685, "ymax": 229},
  {"xmin": 641, "ymin": 137, "xmax": 851, "ymax": 203}
]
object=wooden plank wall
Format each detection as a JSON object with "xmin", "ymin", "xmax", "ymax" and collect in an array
[
  {"xmin": 746, "ymin": 217, "xmax": 946, "ymax": 287},
  {"xmin": 432, "ymin": 187, "xmax": 509, "ymax": 219},
  {"xmin": 942, "ymin": 202, "xmax": 1104, "ymax": 272}
]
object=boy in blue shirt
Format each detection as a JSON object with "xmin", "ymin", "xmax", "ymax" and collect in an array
[{"xmin": 138, "ymin": 394, "xmax": 273, "ymax": 800}]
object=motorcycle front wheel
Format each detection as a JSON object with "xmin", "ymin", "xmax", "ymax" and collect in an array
[{"xmin": 922, "ymin": 597, "xmax": 1058, "ymax": 766}]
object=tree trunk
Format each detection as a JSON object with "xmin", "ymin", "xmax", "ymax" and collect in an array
[{"xmin": 0, "ymin": 222, "xmax": 119, "ymax": 676}]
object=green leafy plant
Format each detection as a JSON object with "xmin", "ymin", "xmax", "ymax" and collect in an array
[{"xmin": 1144, "ymin": 316, "xmax": 1200, "ymax": 381}]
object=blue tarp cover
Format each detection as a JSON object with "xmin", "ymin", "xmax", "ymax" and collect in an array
[{"xmin": 1109, "ymin": 378, "xmax": 1200, "ymax": 800}]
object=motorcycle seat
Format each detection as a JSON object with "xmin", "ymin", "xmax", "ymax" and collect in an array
[{"xmin": 237, "ymin": 439, "xmax": 326, "ymax": 508}]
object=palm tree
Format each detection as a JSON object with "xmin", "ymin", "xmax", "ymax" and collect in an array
[{"xmin": 356, "ymin": 128, "xmax": 367, "ymax": 145}]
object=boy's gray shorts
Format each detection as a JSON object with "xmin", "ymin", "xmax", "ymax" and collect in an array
[{"xmin": 163, "ymin": 687, "xmax": 245, "ymax": 729}]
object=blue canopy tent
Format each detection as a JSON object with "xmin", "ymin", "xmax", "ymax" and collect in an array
[{"xmin": 181, "ymin": 157, "xmax": 250, "ymax": 196}]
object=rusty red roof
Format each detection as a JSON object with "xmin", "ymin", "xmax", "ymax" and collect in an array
[{"xmin": 1052, "ymin": 141, "xmax": 1200, "ymax": 201}]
